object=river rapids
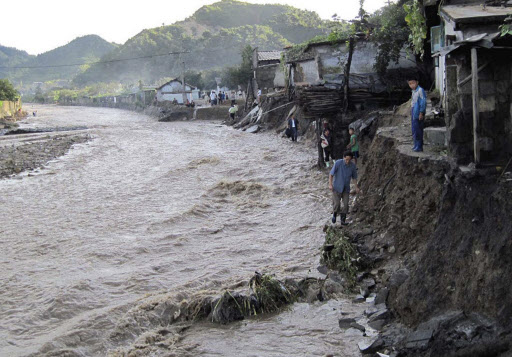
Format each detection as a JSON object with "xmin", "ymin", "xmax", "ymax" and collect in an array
[{"xmin": 0, "ymin": 105, "xmax": 365, "ymax": 356}]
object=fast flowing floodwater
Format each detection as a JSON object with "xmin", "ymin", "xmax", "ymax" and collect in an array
[{"xmin": 0, "ymin": 105, "xmax": 365, "ymax": 356}]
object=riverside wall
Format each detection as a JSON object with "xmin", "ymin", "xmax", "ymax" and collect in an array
[{"xmin": 0, "ymin": 99, "xmax": 22, "ymax": 119}]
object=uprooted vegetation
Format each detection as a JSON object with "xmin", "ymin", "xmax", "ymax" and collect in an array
[
  {"xmin": 106, "ymin": 272, "xmax": 340, "ymax": 356},
  {"xmin": 321, "ymin": 226, "xmax": 360, "ymax": 289}
]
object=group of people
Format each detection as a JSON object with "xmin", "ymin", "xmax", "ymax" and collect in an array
[
  {"xmin": 328, "ymin": 76, "xmax": 427, "ymax": 226},
  {"xmin": 323, "ymin": 125, "xmax": 359, "ymax": 225},
  {"xmin": 208, "ymin": 91, "xmax": 230, "ymax": 106}
]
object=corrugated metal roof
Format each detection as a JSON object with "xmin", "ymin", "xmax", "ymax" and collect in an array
[
  {"xmin": 257, "ymin": 51, "xmax": 282, "ymax": 62},
  {"xmin": 441, "ymin": 4, "xmax": 510, "ymax": 24}
]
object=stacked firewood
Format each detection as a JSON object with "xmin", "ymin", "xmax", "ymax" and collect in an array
[{"xmin": 297, "ymin": 87, "xmax": 343, "ymax": 116}]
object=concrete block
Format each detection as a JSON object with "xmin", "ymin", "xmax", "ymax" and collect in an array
[{"xmin": 424, "ymin": 127, "xmax": 447, "ymax": 146}]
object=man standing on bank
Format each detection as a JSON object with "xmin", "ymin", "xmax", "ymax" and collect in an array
[
  {"xmin": 408, "ymin": 76, "xmax": 427, "ymax": 152},
  {"xmin": 329, "ymin": 151, "xmax": 360, "ymax": 225},
  {"xmin": 288, "ymin": 116, "xmax": 299, "ymax": 142}
]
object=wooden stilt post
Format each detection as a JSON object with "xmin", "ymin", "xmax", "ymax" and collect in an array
[
  {"xmin": 317, "ymin": 119, "xmax": 324, "ymax": 168},
  {"xmin": 471, "ymin": 47, "xmax": 480, "ymax": 164}
]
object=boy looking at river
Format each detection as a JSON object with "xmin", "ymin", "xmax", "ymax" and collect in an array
[
  {"xmin": 408, "ymin": 77, "xmax": 427, "ymax": 152},
  {"xmin": 329, "ymin": 151, "xmax": 360, "ymax": 225}
]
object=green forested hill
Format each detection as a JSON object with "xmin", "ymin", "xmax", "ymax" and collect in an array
[
  {"xmin": 0, "ymin": 46, "xmax": 34, "ymax": 84},
  {"xmin": 1, "ymin": 35, "xmax": 117, "ymax": 85},
  {"xmin": 74, "ymin": 0, "xmax": 329, "ymax": 85}
]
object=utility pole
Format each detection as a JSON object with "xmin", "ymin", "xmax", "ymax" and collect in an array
[{"xmin": 179, "ymin": 53, "xmax": 187, "ymax": 104}]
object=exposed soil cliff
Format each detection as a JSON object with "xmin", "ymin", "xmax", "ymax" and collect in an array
[{"xmin": 347, "ymin": 109, "xmax": 512, "ymax": 356}]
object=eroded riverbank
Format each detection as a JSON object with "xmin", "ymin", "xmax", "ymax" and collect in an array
[{"xmin": 0, "ymin": 105, "xmax": 366, "ymax": 356}]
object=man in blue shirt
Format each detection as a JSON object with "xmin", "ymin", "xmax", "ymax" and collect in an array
[
  {"xmin": 329, "ymin": 151, "xmax": 360, "ymax": 225},
  {"xmin": 408, "ymin": 77, "xmax": 427, "ymax": 152}
]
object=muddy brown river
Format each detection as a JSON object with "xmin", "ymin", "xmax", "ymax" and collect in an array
[{"xmin": 0, "ymin": 105, "xmax": 369, "ymax": 356}]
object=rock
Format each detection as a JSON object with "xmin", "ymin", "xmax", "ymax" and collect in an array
[
  {"xmin": 323, "ymin": 279, "xmax": 344, "ymax": 296},
  {"xmin": 350, "ymin": 322, "xmax": 366, "ymax": 332},
  {"xmin": 369, "ymin": 309, "xmax": 390, "ymax": 323},
  {"xmin": 368, "ymin": 319, "xmax": 386, "ymax": 330},
  {"xmin": 360, "ymin": 286, "xmax": 370, "ymax": 298},
  {"xmin": 357, "ymin": 272, "xmax": 369, "ymax": 282},
  {"xmin": 375, "ymin": 288, "xmax": 389, "ymax": 305},
  {"xmin": 388, "ymin": 246, "xmax": 396, "ymax": 254},
  {"xmin": 361, "ymin": 278, "xmax": 376, "ymax": 289},
  {"xmin": 327, "ymin": 271, "xmax": 344, "ymax": 284},
  {"xmin": 245, "ymin": 125, "xmax": 260, "ymax": 133},
  {"xmin": 339, "ymin": 318, "xmax": 356, "ymax": 329},
  {"xmin": 376, "ymin": 353, "xmax": 390, "ymax": 357},
  {"xmin": 358, "ymin": 337, "xmax": 385, "ymax": 355},
  {"xmin": 366, "ymin": 296, "xmax": 376, "ymax": 303},
  {"xmin": 389, "ymin": 269, "xmax": 409, "ymax": 288},
  {"xmin": 405, "ymin": 329, "xmax": 433, "ymax": 349},
  {"xmin": 345, "ymin": 327, "xmax": 365, "ymax": 336},
  {"xmin": 352, "ymin": 295, "xmax": 366, "ymax": 303},
  {"xmin": 364, "ymin": 306, "xmax": 379, "ymax": 317},
  {"xmin": 306, "ymin": 285, "xmax": 320, "ymax": 303},
  {"xmin": 317, "ymin": 265, "xmax": 328, "ymax": 275}
]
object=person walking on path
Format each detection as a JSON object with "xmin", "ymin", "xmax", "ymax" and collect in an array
[
  {"xmin": 288, "ymin": 116, "xmax": 299, "ymax": 142},
  {"xmin": 408, "ymin": 77, "xmax": 427, "ymax": 152},
  {"xmin": 228, "ymin": 103, "xmax": 238, "ymax": 120},
  {"xmin": 321, "ymin": 128, "xmax": 332, "ymax": 166},
  {"xmin": 329, "ymin": 151, "xmax": 360, "ymax": 225},
  {"xmin": 346, "ymin": 127, "xmax": 359, "ymax": 164}
]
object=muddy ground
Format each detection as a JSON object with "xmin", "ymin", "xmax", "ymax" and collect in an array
[{"xmin": 0, "ymin": 131, "xmax": 90, "ymax": 179}]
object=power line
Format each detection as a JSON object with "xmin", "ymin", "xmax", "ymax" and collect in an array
[
  {"xmin": 0, "ymin": 50, "xmax": 191, "ymax": 69},
  {"xmin": 0, "ymin": 45, "xmax": 241, "ymax": 70}
]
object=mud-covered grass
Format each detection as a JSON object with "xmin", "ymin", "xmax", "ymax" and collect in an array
[
  {"xmin": 321, "ymin": 226, "xmax": 359, "ymax": 289},
  {"xmin": 107, "ymin": 273, "xmax": 323, "ymax": 356},
  {"xmin": 211, "ymin": 273, "xmax": 295, "ymax": 324}
]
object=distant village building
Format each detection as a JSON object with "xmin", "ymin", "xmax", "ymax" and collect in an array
[
  {"xmin": 426, "ymin": 0, "xmax": 512, "ymax": 164},
  {"xmin": 156, "ymin": 79, "xmax": 200, "ymax": 104},
  {"xmin": 252, "ymin": 49, "xmax": 285, "ymax": 93}
]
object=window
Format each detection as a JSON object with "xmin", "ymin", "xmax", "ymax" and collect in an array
[{"xmin": 431, "ymin": 25, "xmax": 445, "ymax": 54}]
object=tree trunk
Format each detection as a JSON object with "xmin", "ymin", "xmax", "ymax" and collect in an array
[{"xmin": 343, "ymin": 37, "xmax": 355, "ymax": 113}]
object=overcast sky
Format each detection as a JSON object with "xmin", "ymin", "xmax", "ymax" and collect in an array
[{"xmin": 2, "ymin": 0, "xmax": 389, "ymax": 55}]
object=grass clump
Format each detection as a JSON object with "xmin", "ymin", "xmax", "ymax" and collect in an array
[
  {"xmin": 321, "ymin": 226, "xmax": 358, "ymax": 288},
  {"xmin": 211, "ymin": 272, "xmax": 294, "ymax": 324}
]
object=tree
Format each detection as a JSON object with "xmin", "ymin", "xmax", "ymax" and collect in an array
[
  {"xmin": 369, "ymin": 0, "xmax": 411, "ymax": 74},
  {"xmin": 403, "ymin": 0, "xmax": 427, "ymax": 57},
  {"xmin": 221, "ymin": 45, "xmax": 254, "ymax": 89},
  {"xmin": 0, "ymin": 79, "xmax": 19, "ymax": 101},
  {"xmin": 500, "ymin": 14, "xmax": 512, "ymax": 36}
]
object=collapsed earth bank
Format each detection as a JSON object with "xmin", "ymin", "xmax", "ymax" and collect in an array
[
  {"xmin": 334, "ymin": 114, "xmax": 512, "ymax": 355},
  {"xmin": 234, "ymin": 93, "xmax": 512, "ymax": 355}
]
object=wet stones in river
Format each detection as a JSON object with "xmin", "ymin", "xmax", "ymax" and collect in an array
[
  {"xmin": 358, "ymin": 337, "xmax": 385, "ymax": 355},
  {"xmin": 245, "ymin": 124, "xmax": 260, "ymax": 133},
  {"xmin": 352, "ymin": 294, "xmax": 366, "ymax": 303}
]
